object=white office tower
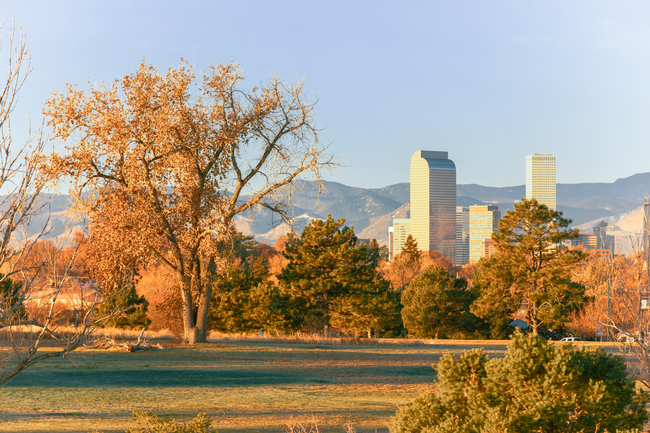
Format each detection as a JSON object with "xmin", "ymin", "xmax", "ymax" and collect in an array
[
  {"xmin": 389, "ymin": 219, "xmax": 411, "ymax": 260},
  {"xmin": 469, "ymin": 205, "xmax": 500, "ymax": 264},
  {"xmin": 410, "ymin": 150, "xmax": 456, "ymax": 260},
  {"xmin": 526, "ymin": 154, "xmax": 556, "ymax": 210}
]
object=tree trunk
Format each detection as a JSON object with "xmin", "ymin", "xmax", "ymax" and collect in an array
[
  {"xmin": 194, "ymin": 290, "xmax": 211, "ymax": 343},
  {"xmin": 180, "ymin": 259, "xmax": 216, "ymax": 344},
  {"xmin": 194, "ymin": 258, "xmax": 216, "ymax": 344},
  {"xmin": 181, "ymin": 280, "xmax": 197, "ymax": 344},
  {"xmin": 530, "ymin": 302, "xmax": 539, "ymax": 336}
]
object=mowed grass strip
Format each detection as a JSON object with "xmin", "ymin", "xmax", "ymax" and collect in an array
[{"xmin": 2, "ymin": 340, "xmax": 511, "ymax": 432}]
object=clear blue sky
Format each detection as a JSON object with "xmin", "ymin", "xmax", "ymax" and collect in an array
[{"xmin": 3, "ymin": 1, "xmax": 649, "ymax": 189}]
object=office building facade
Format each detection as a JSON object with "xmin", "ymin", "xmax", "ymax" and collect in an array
[
  {"xmin": 573, "ymin": 232, "xmax": 597, "ymax": 250},
  {"xmin": 410, "ymin": 150, "xmax": 456, "ymax": 260},
  {"xmin": 482, "ymin": 238, "xmax": 496, "ymax": 260},
  {"xmin": 526, "ymin": 154, "xmax": 556, "ymax": 210},
  {"xmin": 389, "ymin": 218, "xmax": 411, "ymax": 260},
  {"xmin": 469, "ymin": 205, "xmax": 500, "ymax": 264},
  {"xmin": 593, "ymin": 221, "xmax": 615, "ymax": 257},
  {"xmin": 456, "ymin": 206, "xmax": 470, "ymax": 266}
]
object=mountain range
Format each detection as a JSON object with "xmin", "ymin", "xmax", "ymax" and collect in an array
[
  {"xmin": 23, "ymin": 172, "xmax": 650, "ymax": 256},
  {"xmin": 236, "ymin": 173, "xmax": 650, "ymax": 255}
]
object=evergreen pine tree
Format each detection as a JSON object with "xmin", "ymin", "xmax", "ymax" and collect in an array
[
  {"xmin": 97, "ymin": 285, "xmax": 151, "ymax": 329},
  {"xmin": 472, "ymin": 198, "xmax": 588, "ymax": 335},
  {"xmin": 401, "ymin": 266, "xmax": 488, "ymax": 339},
  {"xmin": 0, "ymin": 275, "xmax": 25, "ymax": 320},
  {"xmin": 279, "ymin": 215, "xmax": 400, "ymax": 335},
  {"xmin": 400, "ymin": 235, "xmax": 421, "ymax": 265}
]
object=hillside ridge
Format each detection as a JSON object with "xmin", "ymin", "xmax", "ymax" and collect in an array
[{"xmin": 19, "ymin": 172, "xmax": 650, "ymax": 251}]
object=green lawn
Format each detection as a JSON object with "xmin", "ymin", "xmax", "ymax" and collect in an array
[{"xmin": 0, "ymin": 339, "xmax": 515, "ymax": 432}]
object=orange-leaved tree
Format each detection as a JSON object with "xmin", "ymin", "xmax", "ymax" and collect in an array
[{"xmin": 42, "ymin": 60, "xmax": 336, "ymax": 343}]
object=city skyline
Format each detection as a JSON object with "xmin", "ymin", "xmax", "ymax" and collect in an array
[
  {"xmin": 1, "ymin": 1, "xmax": 649, "ymax": 191},
  {"xmin": 395, "ymin": 150, "xmax": 553, "ymax": 263}
]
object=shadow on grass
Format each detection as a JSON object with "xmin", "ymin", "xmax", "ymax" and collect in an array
[{"xmin": 4, "ymin": 364, "xmax": 435, "ymax": 389}]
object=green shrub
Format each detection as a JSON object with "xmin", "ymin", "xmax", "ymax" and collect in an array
[
  {"xmin": 0, "ymin": 274, "xmax": 26, "ymax": 320},
  {"xmin": 96, "ymin": 286, "xmax": 151, "ymax": 329},
  {"xmin": 390, "ymin": 330, "xmax": 648, "ymax": 432}
]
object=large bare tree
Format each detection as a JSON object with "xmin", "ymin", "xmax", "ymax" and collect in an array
[
  {"xmin": 0, "ymin": 22, "xmax": 123, "ymax": 385},
  {"xmin": 591, "ymin": 246, "xmax": 650, "ymax": 388},
  {"xmin": 42, "ymin": 60, "xmax": 337, "ymax": 343}
]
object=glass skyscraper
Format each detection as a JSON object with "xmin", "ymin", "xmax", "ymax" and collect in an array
[
  {"xmin": 410, "ymin": 150, "xmax": 456, "ymax": 260},
  {"xmin": 456, "ymin": 206, "xmax": 469, "ymax": 266}
]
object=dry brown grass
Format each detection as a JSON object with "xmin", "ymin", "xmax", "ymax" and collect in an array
[
  {"xmin": 0, "ymin": 326, "xmax": 176, "ymax": 349},
  {"xmin": 284, "ymin": 417, "xmax": 358, "ymax": 433},
  {"xmin": 206, "ymin": 330, "xmax": 510, "ymax": 347}
]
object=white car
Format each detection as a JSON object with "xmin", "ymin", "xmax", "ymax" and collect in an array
[{"xmin": 560, "ymin": 337, "xmax": 582, "ymax": 342}]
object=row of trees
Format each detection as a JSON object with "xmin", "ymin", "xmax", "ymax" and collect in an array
[
  {"xmin": 2, "ymin": 20, "xmax": 340, "ymax": 382},
  {"xmin": 397, "ymin": 198, "xmax": 591, "ymax": 340},
  {"xmin": 201, "ymin": 198, "xmax": 591, "ymax": 341}
]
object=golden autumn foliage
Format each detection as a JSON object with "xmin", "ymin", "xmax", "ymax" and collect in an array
[
  {"xmin": 569, "ymin": 251, "xmax": 649, "ymax": 338},
  {"xmin": 41, "ymin": 60, "xmax": 336, "ymax": 343},
  {"xmin": 379, "ymin": 249, "xmax": 461, "ymax": 292}
]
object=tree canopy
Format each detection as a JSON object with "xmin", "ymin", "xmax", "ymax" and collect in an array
[
  {"xmin": 472, "ymin": 198, "xmax": 588, "ymax": 335},
  {"xmin": 401, "ymin": 235, "xmax": 421, "ymax": 265},
  {"xmin": 401, "ymin": 266, "xmax": 487, "ymax": 339},
  {"xmin": 42, "ymin": 60, "xmax": 336, "ymax": 343}
]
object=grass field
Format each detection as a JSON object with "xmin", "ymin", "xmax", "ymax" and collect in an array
[{"xmin": 0, "ymin": 338, "xmax": 617, "ymax": 433}]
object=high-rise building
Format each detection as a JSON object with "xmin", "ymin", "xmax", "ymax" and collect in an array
[
  {"xmin": 456, "ymin": 206, "xmax": 469, "ymax": 266},
  {"xmin": 572, "ymin": 232, "xmax": 597, "ymax": 250},
  {"xmin": 593, "ymin": 221, "xmax": 615, "ymax": 257},
  {"xmin": 389, "ymin": 218, "xmax": 411, "ymax": 260},
  {"xmin": 526, "ymin": 154, "xmax": 556, "ymax": 210},
  {"xmin": 410, "ymin": 150, "xmax": 456, "ymax": 260},
  {"xmin": 469, "ymin": 205, "xmax": 500, "ymax": 264}
]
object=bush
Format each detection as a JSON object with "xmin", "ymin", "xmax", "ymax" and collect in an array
[
  {"xmin": 390, "ymin": 330, "xmax": 648, "ymax": 432},
  {"xmin": 124, "ymin": 411, "xmax": 215, "ymax": 433},
  {"xmin": 0, "ymin": 274, "xmax": 26, "ymax": 320}
]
